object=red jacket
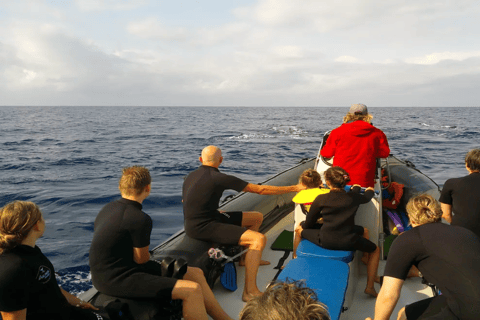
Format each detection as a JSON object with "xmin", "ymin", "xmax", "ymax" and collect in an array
[{"xmin": 320, "ymin": 121, "xmax": 390, "ymax": 188}]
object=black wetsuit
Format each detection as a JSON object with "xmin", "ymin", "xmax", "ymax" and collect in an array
[
  {"xmin": 384, "ymin": 223, "xmax": 480, "ymax": 320},
  {"xmin": 89, "ymin": 198, "xmax": 177, "ymax": 299},
  {"xmin": 301, "ymin": 187, "xmax": 376, "ymax": 253},
  {"xmin": 439, "ymin": 172, "xmax": 480, "ymax": 238},
  {"xmin": 0, "ymin": 245, "xmax": 100, "ymax": 320},
  {"xmin": 182, "ymin": 165, "xmax": 249, "ymax": 244}
]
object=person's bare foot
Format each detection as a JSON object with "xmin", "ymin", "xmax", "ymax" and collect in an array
[
  {"xmin": 239, "ymin": 260, "xmax": 271, "ymax": 266},
  {"xmin": 364, "ymin": 287, "xmax": 378, "ymax": 298},
  {"xmin": 242, "ymin": 291, "xmax": 263, "ymax": 302}
]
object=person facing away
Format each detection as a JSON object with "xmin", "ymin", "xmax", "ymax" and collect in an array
[
  {"xmin": 89, "ymin": 166, "xmax": 233, "ymax": 320},
  {"xmin": 292, "ymin": 168, "xmax": 330, "ymax": 259},
  {"xmin": 182, "ymin": 145, "xmax": 305, "ymax": 302},
  {"xmin": 239, "ymin": 280, "xmax": 330, "ymax": 320},
  {"xmin": 367, "ymin": 194, "xmax": 480, "ymax": 320},
  {"xmin": 440, "ymin": 148, "xmax": 480, "ymax": 238},
  {"xmin": 0, "ymin": 201, "xmax": 101, "ymax": 320},
  {"xmin": 296, "ymin": 166, "xmax": 380, "ymax": 297},
  {"xmin": 320, "ymin": 103, "xmax": 390, "ymax": 188}
]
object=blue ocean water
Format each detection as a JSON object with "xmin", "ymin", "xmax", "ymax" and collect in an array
[{"xmin": 0, "ymin": 106, "xmax": 478, "ymax": 294}]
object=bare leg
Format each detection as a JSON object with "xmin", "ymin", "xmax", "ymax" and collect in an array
[
  {"xmin": 407, "ymin": 265, "xmax": 420, "ymax": 278},
  {"xmin": 176, "ymin": 266, "xmax": 233, "ymax": 320},
  {"xmin": 365, "ymin": 246, "xmax": 380, "ymax": 297},
  {"xmin": 397, "ymin": 307, "xmax": 407, "ymax": 320},
  {"xmin": 238, "ymin": 229, "xmax": 267, "ymax": 301},
  {"xmin": 293, "ymin": 225, "xmax": 303, "ymax": 259},
  {"xmin": 171, "ymin": 279, "xmax": 207, "ymax": 320},
  {"xmin": 239, "ymin": 212, "xmax": 270, "ymax": 266},
  {"xmin": 361, "ymin": 228, "xmax": 370, "ymax": 265}
]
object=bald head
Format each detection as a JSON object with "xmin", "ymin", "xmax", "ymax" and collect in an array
[{"xmin": 200, "ymin": 145, "xmax": 223, "ymax": 167}]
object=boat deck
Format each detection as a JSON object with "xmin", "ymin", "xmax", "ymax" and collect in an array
[{"xmin": 212, "ymin": 212, "xmax": 433, "ymax": 320}]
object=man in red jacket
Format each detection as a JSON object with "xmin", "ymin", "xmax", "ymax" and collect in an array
[{"xmin": 320, "ymin": 104, "xmax": 390, "ymax": 188}]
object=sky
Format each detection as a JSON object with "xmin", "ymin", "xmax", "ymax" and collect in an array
[{"xmin": 1, "ymin": 0, "xmax": 480, "ymax": 107}]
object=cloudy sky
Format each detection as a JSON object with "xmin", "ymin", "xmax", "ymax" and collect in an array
[{"xmin": 1, "ymin": 0, "xmax": 479, "ymax": 106}]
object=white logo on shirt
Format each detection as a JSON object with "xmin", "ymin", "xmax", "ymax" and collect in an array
[{"xmin": 36, "ymin": 265, "xmax": 51, "ymax": 284}]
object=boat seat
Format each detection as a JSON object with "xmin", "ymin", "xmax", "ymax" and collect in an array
[
  {"xmin": 296, "ymin": 239, "xmax": 355, "ymax": 263},
  {"xmin": 278, "ymin": 257, "xmax": 349, "ymax": 320}
]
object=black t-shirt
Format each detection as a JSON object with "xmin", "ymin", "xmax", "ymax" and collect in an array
[
  {"xmin": 0, "ymin": 245, "xmax": 71, "ymax": 319},
  {"xmin": 89, "ymin": 198, "xmax": 153, "ymax": 294},
  {"xmin": 182, "ymin": 165, "xmax": 249, "ymax": 226},
  {"xmin": 384, "ymin": 223, "xmax": 480, "ymax": 319},
  {"xmin": 305, "ymin": 187, "xmax": 374, "ymax": 249},
  {"xmin": 439, "ymin": 172, "xmax": 480, "ymax": 237}
]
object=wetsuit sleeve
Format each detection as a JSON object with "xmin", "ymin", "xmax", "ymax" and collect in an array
[
  {"xmin": 384, "ymin": 230, "xmax": 420, "ymax": 280},
  {"xmin": 217, "ymin": 173, "xmax": 249, "ymax": 192},
  {"xmin": 303, "ymin": 195, "xmax": 325, "ymax": 229},
  {"xmin": 0, "ymin": 258, "xmax": 29, "ymax": 311},
  {"xmin": 439, "ymin": 178, "xmax": 454, "ymax": 205},
  {"xmin": 376, "ymin": 130, "xmax": 390, "ymax": 158},
  {"xmin": 127, "ymin": 212, "xmax": 153, "ymax": 248}
]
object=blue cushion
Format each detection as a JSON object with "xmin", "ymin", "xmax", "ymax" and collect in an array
[
  {"xmin": 278, "ymin": 258, "xmax": 349, "ymax": 320},
  {"xmin": 297, "ymin": 239, "xmax": 354, "ymax": 263}
]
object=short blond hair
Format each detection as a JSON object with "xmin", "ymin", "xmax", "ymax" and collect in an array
[
  {"xmin": 240, "ymin": 281, "xmax": 330, "ymax": 320},
  {"xmin": 118, "ymin": 166, "xmax": 151, "ymax": 196},
  {"xmin": 0, "ymin": 201, "xmax": 43, "ymax": 254},
  {"xmin": 406, "ymin": 194, "xmax": 442, "ymax": 225}
]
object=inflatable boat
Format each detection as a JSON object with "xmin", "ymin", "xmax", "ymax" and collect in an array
[{"xmin": 80, "ymin": 133, "xmax": 441, "ymax": 320}]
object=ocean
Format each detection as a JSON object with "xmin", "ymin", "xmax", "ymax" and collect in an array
[{"xmin": 1, "ymin": 106, "xmax": 478, "ymax": 295}]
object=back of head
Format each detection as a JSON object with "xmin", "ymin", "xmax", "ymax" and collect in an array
[
  {"xmin": 201, "ymin": 145, "xmax": 222, "ymax": 166},
  {"xmin": 300, "ymin": 169, "xmax": 322, "ymax": 189},
  {"xmin": 324, "ymin": 166, "xmax": 350, "ymax": 189},
  {"xmin": 465, "ymin": 149, "xmax": 480, "ymax": 172},
  {"xmin": 119, "ymin": 166, "xmax": 151, "ymax": 197},
  {"xmin": 0, "ymin": 201, "xmax": 42, "ymax": 254},
  {"xmin": 343, "ymin": 103, "xmax": 373, "ymax": 124},
  {"xmin": 406, "ymin": 194, "xmax": 442, "ymax": 225},
  {"xmin": 240, "ymin": 281, "xmax": 330, "ymax": 320}
]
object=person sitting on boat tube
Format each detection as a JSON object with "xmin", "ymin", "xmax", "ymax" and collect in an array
[
  {"xmin": 239, "ymin": 280, "xmax": 330, "ymax": 320},
  {"xmin": 439, "ymin": 148, "xmax": 480, "ymax": 238},
  {"xmin": 320, "ymin": 103, "xmax": 390, "ymax": 188},
  {"xmin": 0, "ymin": 201, "xmax": 102, "ymax": 320},
  {"xmin": 89, "ymin": 166, "xmax": 233, "ymax": 320},
  {"xmin": 292, "ymin": 169, "xmax": 330, "ymax": 259},
  {"xmin": 295, "ymin": 166, "xmax": 381, "ymax": 297},
  {"xmin": 182, "ymin": 145, "xmax": 305, "ymax": 302},
  {"xmin": 366, "ymin": 194, "xmax": 480, "ymax": 320}
]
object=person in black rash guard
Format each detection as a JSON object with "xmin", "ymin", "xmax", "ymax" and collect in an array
[
  {"xmin": 183, "ymin": 145, "xmax": 304, "ymax": 302},
  {"xmin": 0, "ymin": 201, "xmax": 101, "ymax": 320},
  {"xmin": 366, "ymin": 194, "xmax": 480, "ymax": 320},
  {"xmin": 295, "ymin": 166, "xmax": 380, "ymax": 297},
  {"xmin": 440, "ymin": 148, "xmax": 480, "ymax": 238},
  {"xmin": 89, "ymin": 166, "xmax": 233, "ymax": 320}
]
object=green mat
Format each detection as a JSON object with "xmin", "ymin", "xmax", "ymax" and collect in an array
[
  {"xmin": 383, "ymin": 234, "xmax": 398, "ymax": 259},
  {"xmin": 271, "ymin": 230, "xmax": 294, "ymax": 251}
]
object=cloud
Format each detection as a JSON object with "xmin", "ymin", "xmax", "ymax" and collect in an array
[
  {"xmin": 74, "ymin": 0, "xmax": 147, "ymax": 12},
  {"xmin": 405, "ymin": 52, "xmax": 480, "ymax": 65},
  {"xmin": 127, "ymin": 18, "xmax": 188, "ymax": 41}
]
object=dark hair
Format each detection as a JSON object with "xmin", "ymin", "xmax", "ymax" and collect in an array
[
  {"xmin": 465, "ymin": 149, "xmax": 480, "ymax": 172},
  {"xmin": 299, "ymin": 169, "xmax": 322, "ymax": 189},
  {"xmin": 324, "ymin": 166, "xmax": 350, "ymax": 189},
  {"xmin": 119, "ymin": 166, "xmax": 151, "ymax": 196},
  {"xmin": 240, "ymin": 280, "xmax": 330, "ymax": 320}
]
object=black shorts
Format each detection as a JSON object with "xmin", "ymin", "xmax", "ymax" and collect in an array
[
  {"xmin": 301, "ymin": 225, "xmax": 376, "ymax": 253},
  {"xmin": 185, "ymin": 211, "xmax": 247, "ymax": 245},
  {"xmin": 101, "ymin": 261, "xmax": 178, "ymax": 300},
  {"xmin": 405, "ymin": 296, "xmax": 457, "ymax": 320}
]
